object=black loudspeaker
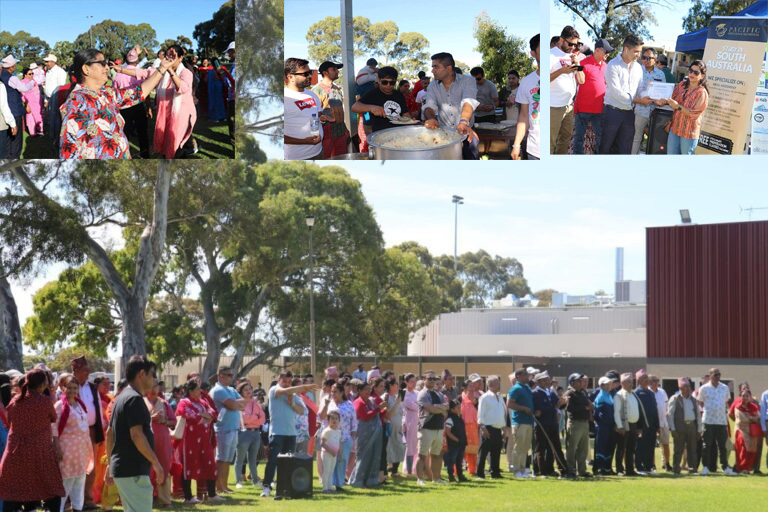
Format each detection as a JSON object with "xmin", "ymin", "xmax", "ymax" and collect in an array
[
  {"xmin": 647, "ymin": 108, "xmax": 673, "ymax": 154},
  {"xmin": 276, "ymin": 453, "xmax": 313, "ymax": 499}
]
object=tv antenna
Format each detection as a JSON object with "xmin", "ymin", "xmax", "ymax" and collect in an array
[{"xmin": 739, "ymin": 206, "xmax": 768, "ymax": 221}]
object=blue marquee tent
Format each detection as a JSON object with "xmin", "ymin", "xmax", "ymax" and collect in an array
[{"xmin": 675, "ymin": 0, "xmax": 768, "ymax": 53}]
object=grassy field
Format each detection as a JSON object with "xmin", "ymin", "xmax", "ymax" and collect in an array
[{"xmin": 137, "ymin": 443, "xmax": 768, "ymax": 512}]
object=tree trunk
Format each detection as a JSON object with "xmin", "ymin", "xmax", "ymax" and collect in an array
[
  {"xmin": 199, "ymin": 285, "xmax": 221, "ymax": 383},
  {"xmin": 0, "ymin": 275, "xmax": 23, "ymax": 370},
  {"xmin": 120, "ymin": 295, "xmax": 147, "ymax": 372}
]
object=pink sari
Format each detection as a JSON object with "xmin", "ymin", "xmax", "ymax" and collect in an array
[{"xmin": 21, "ymin": 78, "xmax": 43, "ymax": 136}]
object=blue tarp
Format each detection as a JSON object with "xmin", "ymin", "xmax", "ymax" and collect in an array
[{"xmin": 675, "ymin": 0, "xmax": 768, "ymax": 52}]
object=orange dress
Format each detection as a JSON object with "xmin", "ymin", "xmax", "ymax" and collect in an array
[{"xmin": 461, "ymin": 390, "xmax": 480, "ymax": 474}]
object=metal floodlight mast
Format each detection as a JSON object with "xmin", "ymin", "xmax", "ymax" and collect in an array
[
  {"xmin": 452, "ymin": 195, "xmax": 464, "ymax": 271},
  {"xmin": 679, "ymin": 209, "xmax": 692, "ymax": 224},
  {"xmin": 306, "ymin": 215, "xmax": 316, "ymax": 377}
]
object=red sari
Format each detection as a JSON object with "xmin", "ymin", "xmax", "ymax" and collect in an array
[
  {"xmin": 729, "ymin": 398, "xmax": 761, "ymax": 472},
  {"xmin": 176, "ymin": 397, "xmax": 217, "ymax": 480}
]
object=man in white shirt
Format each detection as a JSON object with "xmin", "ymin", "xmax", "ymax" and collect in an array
[
  {"xmin": 649, "ymin": 375, "xmax": 671, "ymax": 471},
  {"xmin": 283, "ymin": 57, "xmax": 331, "ymax": 160},
  {"xmin": 697, "ymin": 368, "xmax": 734, "ymax": 475},
  {"xmin": 1, "ymin": 55, "xmax": 36, "ymax": 158},
  {"xmin": 42, "ymin": 54, "xmax": 67, "ymax": 108},
  {"xmin": 476, "ymin": 375, "xmax": 507, "ymax": 478},
  {"xmin": 0, "ymin": 82, "xmax": 17, "ymax": 159},
  {"xmin": 613, "ymin": 372, "xmax": 640, "ymax": 476},
  {"xmin": 152, "ymin": 50, "xmax": 166, "ymax": 69},
  {"xmin": 549, "ymin": 26, "xmax": 584, "ymax": 155},
  {"xmin": 599, "ymin": 34, "xmax": 645, "ymax": 154},
  {"xmin": 512, "ymin": 34, "xmax": 541, "ymax": 160}
]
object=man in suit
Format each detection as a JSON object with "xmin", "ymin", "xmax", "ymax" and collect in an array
[{"xmin": 668, "ymin": 377, "xmax": 702, "ymax": 474}]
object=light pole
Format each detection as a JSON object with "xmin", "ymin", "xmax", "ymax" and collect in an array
[
  {"xmin": 306, "ymin": 215, "xmax": 316, "ymax": 377},
  {"xmin": 452, "ymin": 195, "xmax": 464, "ymax": 271},
  {"xmin": 86, "ymin": 16, "xmax": 94, "ymax": 47}
]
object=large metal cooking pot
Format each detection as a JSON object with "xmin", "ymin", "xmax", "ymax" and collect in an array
[
  {"xmin": 367, "ymin": 125, "xmax": 466, "ymax": 160},
  {"xmin": 326, "ymin": 153, "xmax": 370, "ymax": 160}
]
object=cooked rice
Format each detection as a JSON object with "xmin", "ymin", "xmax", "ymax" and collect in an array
[{"xmin": 382, "ymin": 132, "xmax": 455, "ymax": 149}]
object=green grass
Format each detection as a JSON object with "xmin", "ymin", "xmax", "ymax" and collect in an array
[{"xmin": 127, "ymin": 445, "xmax": 768, "ymax": 512}]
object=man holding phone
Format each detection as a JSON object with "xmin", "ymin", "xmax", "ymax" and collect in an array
[
  {"xmin": 550, "ymin": 26, "xmax": 585, "ymax": 155},
  {"xmin": 573, "ymin": 38, "xmax": 613, "ymax": 154}
]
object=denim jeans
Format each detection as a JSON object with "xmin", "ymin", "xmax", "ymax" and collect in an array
[
  {"xmin": 262, "ymin": 434, "xmax": 296, "ymax": 487},
  {"xmin": 333, "ymin": 437, "xmax": 353, "ymax": 487},
  {"xmin": 443, "ymin": 445, "xmax": 466, "ymax": 477},
  {"xmin": 234, "ymin": 429, "xmax": 262, "ymax": 484},
  {"xmin": 573, "ymin": 112, "xmax": 603, "ymax": 154},
  {"xmin": 667, "ymin": 131, "xmax": 699, "ymax": 155}
]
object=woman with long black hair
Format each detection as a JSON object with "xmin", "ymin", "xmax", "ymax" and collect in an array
[{"xmin": 657, "ymin": 59, "xmax": 709, "ymax": 155}]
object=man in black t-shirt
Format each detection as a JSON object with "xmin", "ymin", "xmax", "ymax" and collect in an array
[
  {"xmin": 351, "ymin": 66, "xmax": 413, "ymax": 133},
  {"xmin": 106, "ymin": 355, "xmax": 163, "ymax": 512}
]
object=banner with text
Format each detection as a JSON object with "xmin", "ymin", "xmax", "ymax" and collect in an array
[{"xmin": 696, "ymin": 17, "xmax": 768, "ymax": 155}]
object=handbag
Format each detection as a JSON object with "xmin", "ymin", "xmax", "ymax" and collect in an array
[{"xmin": 171, "ymin": 416, "xmax": 186, "ymax": 440}]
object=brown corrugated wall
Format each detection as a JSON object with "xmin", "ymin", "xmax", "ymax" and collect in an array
[{"xmin": 647, "ymin": 221, "xmax": 768, "ymax": 358}]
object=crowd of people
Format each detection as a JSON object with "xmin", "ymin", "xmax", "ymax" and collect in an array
[
  {"xmin": 284, "ymin": 33, "xmax": 540, "ymax": 161},
  {"xmin": 0, "ymin": 358, "xmax": 760, "ymax": 511},
  {"xmin": 0, "ymin": 40, "xmax": 235, "ymax": 160},
  {"xmin": 550, "ymin": 26, "xmax": 709, "ymax": 155}
]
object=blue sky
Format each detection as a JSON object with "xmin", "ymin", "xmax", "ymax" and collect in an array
[
  {"xmin": 0, "ymin": 0, "xmax": 227, "ymax": 48},
  {"xmin": 550, "ymin": 0, "xmax": 695, "ymax": 49},
  {"xmin": 284, "ymin": 0, "xmax": 541, "ymax": 72}
]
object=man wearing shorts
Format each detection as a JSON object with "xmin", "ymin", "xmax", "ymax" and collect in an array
[
  {"xmin": 211, "ymin": 367, "xmax": 245, "ymax": 494},
  {"xmin": 416, "ymin": 370, "xmax": 449, "ymax": 485}
]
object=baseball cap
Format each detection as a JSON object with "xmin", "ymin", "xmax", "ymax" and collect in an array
[
  {"xmin": 318, "ymin": 61, "xmax": 342, "ymax": 74},
  {"xmin": 598, "ymin": 376, "xmax": 612, "ymax": 386},
  {"xmin": 594, "ymin": 38, "xmax": 614, "ymax": 53},
  {"xmin": 568, "ymin": 373, "xmax": 585, "ymax": 384}
]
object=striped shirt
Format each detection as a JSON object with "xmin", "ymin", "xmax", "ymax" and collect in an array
[{"xmin": 669, "ymin": 81, "xmax": 708, "ymax": 139}]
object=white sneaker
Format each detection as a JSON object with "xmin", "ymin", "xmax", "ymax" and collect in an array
[
  {"xmin": 700, "ymin": 467, "xmax": 710, "ymax": 476},
  {"xmin": 523, "ymin": 469, "xmax": 532, "ymax": 477},
  {"xmin": 260, "ymin": 486, "xmax": 271, "ymax": 497},
  {"xmin": 416, "ymin": 479, "xmax": 427, "ymax": 487},
  {"xmin": 724, "ymin": 467, "xmax": 736, "ymax": 476},
  {"xmin": 235, "ymin": 482, "xmax": 244, "ymax": 489},
  {"xmin": 183, "ymin": 498, "xmax": 201, "ymax": 505},
  {"xmin": 432, "ymin": 479, "xmax": 448, "ymax": 485}
]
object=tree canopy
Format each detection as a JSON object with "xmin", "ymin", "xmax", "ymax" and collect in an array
[
  {"xmin": 0, "ymin": 31, "xmax": 50, "ymax": 70},
  {"xmin": 473, "ymin": 13, "xmax": 535, "ymax": 92},
  {"xmin": 73, "ymin": 20, "xmax": 158, "ymax": 61},
  {"xmin": 193, "ymin": 0, "xmax": 235, "ymax": 58},
  {"xmin": 554, "ymin": 0, "xmax": 663, "ymax": 48},
  {"xmin": 682, "ymin": 0, "xmax": 752, "ymax": 33}
]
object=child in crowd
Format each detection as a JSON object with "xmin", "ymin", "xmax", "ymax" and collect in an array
[
  {"xmin": 320, "ymin": 411, "xmax": 342, "ymax": 493},
  {"xmin": 444, "ymin": 400, "xmax": 468, "ymax": 482}
]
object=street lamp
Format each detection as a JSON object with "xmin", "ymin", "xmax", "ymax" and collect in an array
[
  {"xmin": 452, "ymin": 195, "xmax": 464, "ymax": 271},
  {"xmin": 86, "ymin": 16, "xmax": 94, "ymax": 48},
  {"xmin": 305, "ymin": 215, "xmax": 316, "ymax": 377},
  {"xmin": 679, "ymin": 209, "xmax": 692, "ymax": 224}
]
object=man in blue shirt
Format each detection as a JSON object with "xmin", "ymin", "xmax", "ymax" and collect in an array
[
  {"xmin": 261, "ymin": 370, "xmax": 316, "ymax": 498},
  {"xmin": 531, "ymin": 371, "xmax": 567, "ymax": 476},
  {"xmin": 631, "ymin": 47, "xmax": 666, "ymax": 154},
  {"xmin": 211, "ymin": 366, "xmax": 245, "ymax": 494},
  {"xmin": 506, "ymin": 368, "xmax": 534, "ymax": 477}
]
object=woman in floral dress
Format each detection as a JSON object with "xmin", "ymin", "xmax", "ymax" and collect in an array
[
  {"xmin": 58, "ymin": 48, "xmax": 173, "ymax": 159},
  {"xmin": 55, "ymin": 374, "xmax": 93, "ymax": 512},
  {"xmin": 176, "ymin": 380, "xmax": 222, "ymax": 505}
]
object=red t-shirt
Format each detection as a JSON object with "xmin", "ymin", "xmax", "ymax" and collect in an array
[
  {"xmin": 574, "ymin": 55, "xmax": 606, "ymax": 114},
  {"xmin": 413, "ymin": 80, "xmax": 424, "ymax": 97}
]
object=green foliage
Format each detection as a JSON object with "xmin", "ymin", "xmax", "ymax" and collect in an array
[
  {"xmin": 682, "ymin": 0, "xmax": 753, "ymax": 33},
  {"xmin": 0, "ymin": 31, "xmax": 50, "ymax": 70},
  {"xmin": 554, "ymin": 0, "xmax": 661, "ymax": 47},
  {"xmin": 534, "ymin": 288, "xmax": 558, "ymax": 307},
  {"xmin": 305, "ymin": 16, "xmax": 372, "ymax": 64},
  {"xmin": 72, "ymin": 20, "xmax": 158, "ymax": 61},
  {"xmin": 366, "ymin": 21, "xmax": 400, "ymax": 64},
  {"xmin": 193, "ymin": 0, "xmax": 235, "ymax": 58},
  {"xmin": 390, "ymin": 32, "xmax": 431, "ymax": 78},
  {"xmin": 457, "ymin": 250, "xmax": 531, "ymax": 308},
  {"xmin": 473, "ymin": 13, "xmax": 535, "ymax": 92},
  {"xmin": 52, "ymin": 40, "xmax": 78, "ymax": 69},
  {"xmin": 236, "ymin": 0, "xmax": 283, "ymax": 157},
  {"xmin": 160, "ymin": 36, "xmax": 195, "ymax": 54}
]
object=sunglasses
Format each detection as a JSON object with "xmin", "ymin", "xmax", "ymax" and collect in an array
[
  {"xmin": 87, "ymin": 59, "xmax": 108, "ymax": 67},
  {"xmin": 380, "ymin": 79, "xmax": 396, "ymax": 85},
  {"xmin": 641, "ymin": 56, "xmax": 654, "ymax": 60},
  {"xmin": 291, "ymin": 71, "xmax": 313, "ymax": 77},
  {"xmin": 474, "ymin": 77, "xmax": 483, "ymax": 81},
  {"xmin": 565, "ymin": 41, "xmax": 579, "ymax": 47},
  {"xmin": 689, "ymin": 69, "xmax": 702, "ymax": 76}
]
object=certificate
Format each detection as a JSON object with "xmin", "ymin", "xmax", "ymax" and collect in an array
[{"xmin": 647, "ymin": 81, "xmax": 675, "ymax": 100}]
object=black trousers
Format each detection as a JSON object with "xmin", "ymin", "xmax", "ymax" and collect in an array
[
  {"xmin": 121, "ymin": 103, "xmax": 149, "ymax": 158},
  {"xmin": 3, "ymin": 497, "xmax": 62, "ymax": 512},
  {"xmin": 702, "ymin": 424, "xmax": 729, "ymax": 471},
  {"xmin": 534, "ymin": 423, "xmax": 566, "ymax": 475},
  {"xmin": 477, "ymin": 426, "xmax": 502, "ymax": 477},
  {"xmin": 617, "ymin": 423, "xmax": 639, "ymax": 474},
  {"xmin": 7, "ymin": 115, "xmax": 23, "ymax": 158},
  {"xmin": 599, "ymin": 105, "xmax": 634, "ymax": 155},
  {"xmin": 636, "ymin": 426, "xmax": 656, "ymax": 472},
  {"xmin": 182, "ymin": 478, "xmax": 216, "ymax": 500}
]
